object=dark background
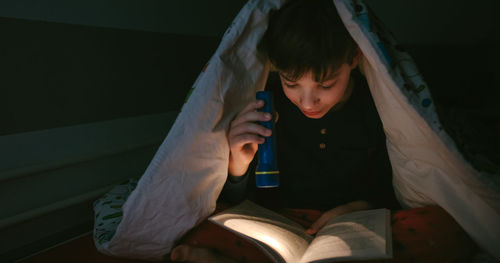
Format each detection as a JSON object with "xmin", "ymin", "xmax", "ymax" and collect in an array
[
  {"xmin": 0, "ymin": 0, "xmax": 498, "ymax": 136},
  {"xmin": 0, "ymin": 0, "xmax": 247, "ymax": 135}
]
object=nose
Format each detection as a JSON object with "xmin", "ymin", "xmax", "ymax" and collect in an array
[{"xmin": 300, "ymin": 90, "xmax": 319, "ymax": 110}]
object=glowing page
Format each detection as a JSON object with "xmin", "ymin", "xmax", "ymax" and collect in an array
[
  {"xmin": 209, "ymin": 200, "xmax": 391, "ymax": 263},
  {"xmin": 210, "ymin": 200, "xmax": 313, "ymax": 262},
  {"xmin": 300, "ymin": 209, "xmax": 392, "ymax": 263}
]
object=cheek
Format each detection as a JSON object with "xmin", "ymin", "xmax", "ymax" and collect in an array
[
  {"xmin": 324, "ymin": 84, "xmax": 345, "ymax": 99},
  {"xmin": 321, "ymin": 83, "xmax": 349, "ymax": 106},
  {"xmin": 320, "ymin": 90, "xmax": 342, "ymax": 106},
  {"xmin": 282, "ymin": 87, "xmax": 299, "ymax": 103}
]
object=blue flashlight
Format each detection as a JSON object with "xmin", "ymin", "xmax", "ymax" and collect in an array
[{"xmin": 255, "ymin": 91, "xmax": 279, "ymax": 188}]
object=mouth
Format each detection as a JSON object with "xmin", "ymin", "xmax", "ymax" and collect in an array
[{"xmin": 301, "ymin": 110, "xmax": 322, "ymax": 118}]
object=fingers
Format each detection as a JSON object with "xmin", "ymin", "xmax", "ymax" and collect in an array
[
  {"xmin": 231, "ymin": 100, "xmax": 272, "ymax": 128},
  {"xmin": 306, "ymin": 210, "xmax": 336, "ymax": 235},
  {"xmin": 230, "ymin": 133, "xmax": 265, "ymax": 151},
  {"xmin": 229, "ymin": 100, "xmax": 273, "ymax": 149},
  {"xmin": 238, "ymin": 99, "xmax": 265, "ymax": 117},
  {"xmin": 306, "ymin": 202, "xmax": 372, "ymax": 235},
  {"xmin": 230, "ymin": 121, "xmax": 271, "ymax": 139},
  {"xmin": 306, "ymin": 215, "xmax": 327, "ymax": 235},
  {"xmin": 228, "ymin": 99, "xmax": 275, "ymax": 175}
]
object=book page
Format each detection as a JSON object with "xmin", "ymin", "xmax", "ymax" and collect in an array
[
  {"xmin": 209, "ymin": 200, "xmax": 313, "ymax": 263},
  {"xmin": 300, "ymin": 209, "xmax": 391, "ymax": 263}
]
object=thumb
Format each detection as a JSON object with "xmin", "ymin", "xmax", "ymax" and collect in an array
[
  {"xmin": 306, "ymin": 215, "xmax": 328, "ymax": 235},
  {"xmin": 306, "ymin": 209, "xmax": 339, "ymax": 235}
]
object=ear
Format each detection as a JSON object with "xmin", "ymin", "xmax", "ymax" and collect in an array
[{"xmin": 349, "ymin": 47, "xmax": 363, "ymax": 69}]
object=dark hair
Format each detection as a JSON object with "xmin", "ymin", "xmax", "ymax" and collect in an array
[{"xmin": 257, "ymin": 0, "xmax": 358, "ymax": 81}]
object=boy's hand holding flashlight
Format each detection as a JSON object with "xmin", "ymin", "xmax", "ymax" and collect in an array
[{"xmin": 228, "ymin": 100, "xmax": 272, "ymax": 177}]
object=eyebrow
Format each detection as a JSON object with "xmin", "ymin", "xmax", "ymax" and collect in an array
[
  {"xmin": 320, "ymin": 71, "xmax": 340, "ymax": 83},
  {"xmin": 279, "ymin": 73, "xmax": 296, "ymax": 82}
]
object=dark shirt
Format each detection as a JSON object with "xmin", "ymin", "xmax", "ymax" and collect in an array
[{"xmin": 220, "ymin": 69, "xmax": 400, "ymax": 211}]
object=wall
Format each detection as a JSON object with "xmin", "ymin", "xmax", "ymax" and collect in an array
[
  {"xmin": 0, "ymin": 0, "xmax": 247, "ymax": 135},
  {"xmin": 1, "ymin": 0, "xmax": 497, "ymax": 44},
  {"xmin": 0, "ymin": 1, "xmax": 246, "ymax": 261},
  {"xmin": 365, "ymin": 0, "xmax": 499, "ymax": 45},
  {"xmin": 0, "ymin": 0, "xmax": 247, "ymax": 36}
]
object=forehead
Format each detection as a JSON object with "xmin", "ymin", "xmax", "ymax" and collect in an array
[{"xmin": 279, "ymin": 68, "xmax": 342, "ymax": 82}]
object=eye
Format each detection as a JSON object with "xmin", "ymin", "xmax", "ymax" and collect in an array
[
  {"xmin": 283, "ymin": 82, "xmax": 297, "ymax": 88},
  {"xmin": 320, "ymin": 81, "xmax": 336, "ymax": 89}
]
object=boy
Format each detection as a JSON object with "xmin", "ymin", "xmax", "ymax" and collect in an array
[
  {"xmin": 171, "ymin": 0, "xmax": 399, "ymax": 261},
  {"xmin": 225, "ymin": 0, "xmax": 399, "ymax": 230}
]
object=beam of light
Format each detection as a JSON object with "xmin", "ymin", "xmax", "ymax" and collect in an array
[{"xmin": 223, "ymin": 218, "xmax": 309, "ymax": 262}]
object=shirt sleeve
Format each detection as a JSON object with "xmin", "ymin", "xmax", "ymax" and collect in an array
[{"xmin": 218, "ymin": 160, "xmax": 256, "ymax": 204}]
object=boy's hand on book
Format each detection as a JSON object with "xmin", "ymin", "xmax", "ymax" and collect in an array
[{"xmin": 305, "ymin": 200, "xmax": 372, "ymax": 235}]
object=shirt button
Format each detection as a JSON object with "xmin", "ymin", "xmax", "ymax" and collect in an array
[
  {"xmin": 319, "ymin": 143, "xmax": 326, "ymax": 149},
  {"xmin": 320, "ymin": 128, "xmax": 327, "ymax": 135}
]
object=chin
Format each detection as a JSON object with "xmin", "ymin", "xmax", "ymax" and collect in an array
[
  {"xmin": 305, "ymin": 115, "xmax": 324, "ymax": 119},
  {"xmin": 302, "ymin": 111, "xmax": 325, "ymax": 119}
]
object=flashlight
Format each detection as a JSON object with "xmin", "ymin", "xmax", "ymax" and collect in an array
[{"xmin": 255, "ymin": 91, "xmax": 279, "ymax": 188}]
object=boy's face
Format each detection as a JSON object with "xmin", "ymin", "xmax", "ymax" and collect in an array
[{"xmin": 279, "ymin": 62, "xmax": 357, "ymax": 119}]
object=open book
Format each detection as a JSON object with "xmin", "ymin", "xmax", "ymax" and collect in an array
[{"xmin": 209, "ymin": 200, "xmax": 392, "ymax": 263}]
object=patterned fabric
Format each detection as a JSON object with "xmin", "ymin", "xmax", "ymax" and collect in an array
[
  {"xmin": 93, "ymin": 178, "xmax": 138, "ymax": 246},
  {"xmin": 347, "ymin": 0, "xmax": 499, "ymax": 176},
  {"xmin": 345, "ymin": 0, "xmax": 438, "ymax": 132}
]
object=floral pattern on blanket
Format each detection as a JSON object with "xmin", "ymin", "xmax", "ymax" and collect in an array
[
  {"xmin": 349, "ymin": 0, "xmax": 499, "ymax": 176},
  {"xmin": 93, "ymin": 178, "xmax": 138, "ymax": 245}
]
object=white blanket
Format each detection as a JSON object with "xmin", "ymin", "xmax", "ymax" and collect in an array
[{"xmin": 96, "ymin": 0, "xmax": 500, "ymax": 260}]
